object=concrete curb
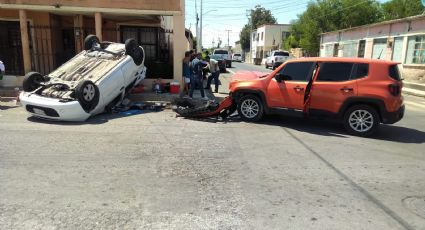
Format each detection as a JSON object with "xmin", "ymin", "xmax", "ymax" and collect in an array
[{"xmin": 403, "ymin": 88, "xmax": 425, "ymax": 98}]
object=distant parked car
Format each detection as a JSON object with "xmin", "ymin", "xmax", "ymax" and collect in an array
[
  {"xmin": 265, "ymin": 50, "xmax": 292, "ymax": 70},
  {"xmin": 213, "ymin": 49, "xmax": 232, "ymax": 68},
  {"xmin": 232, "ymin": 53, "xmax": 242, "ymax": 62},
  {"xmin": 20, "ymin": 35, "xmax": 146, "ymax": 121}
]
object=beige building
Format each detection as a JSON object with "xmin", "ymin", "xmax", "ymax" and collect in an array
[
  {"xmin": 0, "ymin": 0, "xmax": 187, "ymax": 88},
  {"xmin": 250, "ymin": 24, "xmax": 291, "ymax": 62},
  {"xmin": 320, "ymin": 15, "xmax": 425, "ymax": 83}
]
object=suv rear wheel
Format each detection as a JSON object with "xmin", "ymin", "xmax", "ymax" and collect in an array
[
  {"xmin": 237, "ymin": 95, "xmax": 264, "ymax": 122},
  {"xmin": 343, "ymin": 104, "xmax": 379, "ymax": 137}
]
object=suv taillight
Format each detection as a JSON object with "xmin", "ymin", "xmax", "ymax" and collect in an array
[{"xmin": 388, "ymin": 84, "xmax": 401, "ymax": 96}]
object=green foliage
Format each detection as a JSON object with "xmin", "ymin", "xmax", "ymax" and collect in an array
[
  {"xmin": 240, "ymin": 24, "xmax": 251, "ymax": 50},
  {"xmin": 290, "ymin": 0, "xmax": 382, "ymax": 55},
  {"xmin": 283, "ymin": 34, "xmax": 299, "ymax": 50},
  {"xmin": 382, "ymin": 0, "xmax": 425, "ymax": 20},
  {"xmin": 239, "ymin": 5, "xmax": 277, "ymax": 50},
  {"xmin": 251, "ymin": 5, "xmax": 277, "ymax": 29}
]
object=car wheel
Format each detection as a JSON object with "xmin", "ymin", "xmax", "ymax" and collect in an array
[
  {"xmin": 84, "ymin": 34, "xmax": 99, "ymax": 50},
  {"xmin": 75, "ymin": 80, "xmax": 100, "ymax": 112},
  {"xmin": 125, "ymin": 39, "xmax": 144, "ymax": 66},
  {"xmin": 265, "ymin": 63, "xmax": 269, "ymax": 69},
  {"xmin": 22, "ymin": 72, "xmax": 44, "ymax": 92},
  {"xmin": 237, "ymin": 95, "xmax": 264, "ymax": 122},
  {"xmin": 229, "ymin": 62, "xmax": 232, "ymax": 68},
  {"xmin": 343, "ymin": 104, "xmax": 380, "ymax": 137}
]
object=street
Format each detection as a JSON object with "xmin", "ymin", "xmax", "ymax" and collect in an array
[{"xmin": 1, "ymin": 62, "xmax": 425, "ymax": 229}]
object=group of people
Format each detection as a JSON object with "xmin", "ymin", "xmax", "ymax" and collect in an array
[{"xmin": 182, "ymin": 50, "xmax": 220, "ymax": 100}]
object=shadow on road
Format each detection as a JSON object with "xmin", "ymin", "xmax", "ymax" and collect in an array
[
  {"xmin": 373, "ymin": 125, "xmax": 425, "ymax": 144},
  {"xmin": 186, "ymin": 113, "xmax": 425, "ymax": 143},
  {"xmin": 26, "ymin": 110, "xmax": 153, "ymax": 125},
  {"xmin": 0, "ymin": 105, "xmax": 19, "ymax": 110}
]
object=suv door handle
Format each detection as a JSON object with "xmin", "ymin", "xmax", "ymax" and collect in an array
[
  {"xmin": 340, "ymin": 87, "xmax": 353, "ymax": 92},
  {"xmin": 293, "ymin": 86, "xmax": 304, "ymax": 91}
]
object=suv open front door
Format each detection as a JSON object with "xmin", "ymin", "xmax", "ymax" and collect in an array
[{"xmin": 266, "ymin": 62, "xmax": 316, "ymax": 115}]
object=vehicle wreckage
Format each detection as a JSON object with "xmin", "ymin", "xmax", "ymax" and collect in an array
[{"xmin": 20, "ymin": 35, "xmax": 146, "ymax": 121}]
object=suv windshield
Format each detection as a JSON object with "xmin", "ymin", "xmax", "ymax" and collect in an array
[
  {"xmin": 214, "ymin": 50, "xmax": 229, "ymax": 54},
  {"xmin": 234, "ymin": 54, "xmax": 241, "ymax": 56},
  {"xmin": 274, "ymin": 51, "xmax": 289, "ymax": 56}
]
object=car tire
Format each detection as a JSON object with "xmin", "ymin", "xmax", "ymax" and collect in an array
[
  {"xmin": 229, "ymin": 62, "xmax": 232, "ymax": 68},
  {"xmin": 22, "ymin": 72, "xmax": 44, "ymax": 92},
  {"xmin": 343, "ymin": 104, "xmax": 380, "ymax": 137},
  {"xmin": 237, "ymin": 94, "xmax": 264, "ymax": 122},
  {"xmin": 265, "ymin": 63, "xmax": 268, "ymax": 69},
  {"xmin": 84, "ymin": 34, "xmax": 99, "ymax": 50},
  {"xmin": 125, "ymin": 38, "xmax": 144, "ymax": 66},
  {"xmin": 75, "ymin": 80, "xmax": 100, "ymax": 113}
]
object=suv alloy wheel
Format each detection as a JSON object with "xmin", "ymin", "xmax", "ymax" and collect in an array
[
  {"xmin": 237, "ymin": 95, "xmax": 264, "ymax": 122},
  {"xmin": 343, "ymin": 104, "xmax": 380, "ymax": 137}
]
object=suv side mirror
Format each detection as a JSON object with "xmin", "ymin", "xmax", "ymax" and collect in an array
[{"xmin": 275, "ymin": 73, "xmax": 284, "ymax": 83}]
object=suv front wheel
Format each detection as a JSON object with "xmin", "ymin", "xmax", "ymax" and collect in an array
[
  {"xmin": 343, "ymin": 104, "xmax": 380, "ymax": 137},
  {"xmin": 237, "ymin": 95, "xmax": 264, "ymax": 122}
]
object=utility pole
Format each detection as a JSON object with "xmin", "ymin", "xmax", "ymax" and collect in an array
[
  {"xmin": 246, "ymin": 9, "xmax": 253, "ymax": 63},
  {"xmin": 199, "ymin": 0, "xmax": 203, "ymax": 52},
  {"xmin": 225, "ymin": 29, "xmax": 231, "ymax": 49},
  {"xmin": 195, "ymin": 0, "xmax": 199, "ymax": 52}
]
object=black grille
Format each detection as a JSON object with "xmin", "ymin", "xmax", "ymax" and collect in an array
[{"xmin": 26, "ymin": 105, "xmax": 60, "ymax": 117}]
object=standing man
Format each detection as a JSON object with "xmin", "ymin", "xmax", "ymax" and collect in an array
[
  {"xmin": 204, "ymin": 56, "xmax": 220, "ymax": 93},
  {"xmin": 189, "ymin": 53, "xmax": 208, "ymax": 100},
  {"xmin": 0, "ymin": 60, "xmax": 5, "ymax": 81}
]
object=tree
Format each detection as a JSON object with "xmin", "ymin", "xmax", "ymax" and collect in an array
[
  {"xmin": 283, "ymin": 34, "xmax": 299, "ymax": 50},
  {"xmin": 239, "ymin": 5, "xmax": 277, "ymax": 50},
  {"xmin": 382, "ymin": 0, "xmax": 425, "ymax": 20},
  {"xmin": 217, "ymin": 38, "xmax": 222, "ymax": 48},
  {"xmin": 290, "ymin": 0, "xmax": 382, "ymax": 55}
]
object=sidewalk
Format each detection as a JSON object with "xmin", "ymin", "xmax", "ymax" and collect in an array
[{"xmin": 402, "ymin": 81, "xmax": 425, "ymax": 98}]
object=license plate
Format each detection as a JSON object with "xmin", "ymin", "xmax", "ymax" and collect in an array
[{"xmin": 33, "ymin": 108, "xmax": 46, "ymax": 116}]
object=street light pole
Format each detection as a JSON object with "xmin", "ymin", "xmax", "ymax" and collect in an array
[
  {"xmin": 226, "ymin": 29, "xmax": 232, "ymax": 49},
  {"xmin": 199, "ymin": 0, "xmax": 203, "ymax": 52}
]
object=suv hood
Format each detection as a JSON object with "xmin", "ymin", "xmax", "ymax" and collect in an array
[{"xmin": 231, "ymin": 71, "xmax": 269, "ymax": 81}]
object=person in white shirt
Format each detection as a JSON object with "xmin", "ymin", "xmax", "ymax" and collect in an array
[{"xmin": 204, "ymin": 56, "xmax": 220, "ymax": 93}]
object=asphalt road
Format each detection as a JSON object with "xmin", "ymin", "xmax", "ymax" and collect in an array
[{"xmin": 1, "ymin": 64, "xmax": 425, "ymax": 229}]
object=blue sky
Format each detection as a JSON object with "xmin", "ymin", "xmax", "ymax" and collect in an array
[{"xmin": 185, "ymin": 0, "xmax": 390, "ymax": 49}]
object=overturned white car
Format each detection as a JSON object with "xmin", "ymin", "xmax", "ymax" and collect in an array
[{"xmin": 20, "ymin": 35, "xmax": 146, "ymax": 121}]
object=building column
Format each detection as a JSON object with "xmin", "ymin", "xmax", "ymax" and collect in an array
[
  {"xmin": 19, "ymin": 9, "xmax": 31, "ymax": 74},
  {"xmin": 95, "ymin": 12, "xmax": 102, "ymax": 41},
  {"xmin": 173, "ymin": 13, "xmax": 185, "ymax": 89},
  {"xmin": 74, "ymin": 14, "xmax": 84, "ymax": 53}
]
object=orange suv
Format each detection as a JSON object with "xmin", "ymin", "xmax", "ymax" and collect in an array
[{"xmin": 229, "ymin": 57, "xmax": 404, "ymax": 136}]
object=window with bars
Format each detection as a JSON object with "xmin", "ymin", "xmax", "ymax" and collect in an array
[{"xmin": 406, "ymin": 35, "xmax": 425, "ymax": 64}]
